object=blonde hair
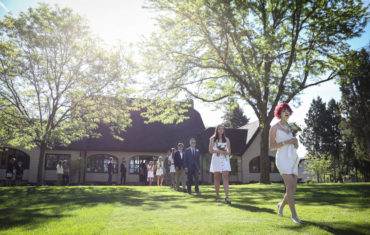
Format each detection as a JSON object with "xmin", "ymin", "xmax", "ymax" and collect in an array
[{"xmin": 158, "ymin": 156, "xmax": 163, "ymax": 161}]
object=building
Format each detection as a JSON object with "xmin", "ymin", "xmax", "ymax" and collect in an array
[{"xmin": 0, "ymin": 107, "xmax": 312, "ymax": 185}]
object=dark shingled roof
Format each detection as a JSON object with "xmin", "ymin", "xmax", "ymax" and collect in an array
[
  {"xmin": 54, "ymin": 108, "xmax": 206, "ymax": 153},
  {"xmin": 54, "ymin": 112, "xmax": 261, "ymax": 155}
]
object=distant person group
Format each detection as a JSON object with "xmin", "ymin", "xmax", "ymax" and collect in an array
[{"xmin": 140, "ymin": 128, "xmax": 232, "ymax": 203}]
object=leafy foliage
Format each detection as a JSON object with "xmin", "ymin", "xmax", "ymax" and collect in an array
[
  {"xmin": 221, "ymin": 104, "xmax": 250, "ymax": 129},
  {"xmin": 139, "ymin": 0, "xmax": 370, "ymax": 183},
  {"xmin": 0, "ymin": 3, "xmax": 135, "ymax": 185}
]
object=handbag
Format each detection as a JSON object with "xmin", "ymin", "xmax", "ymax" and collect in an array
[{"xmin": 6, "ymin": 173, "xmax": 13, "ymax": 178}]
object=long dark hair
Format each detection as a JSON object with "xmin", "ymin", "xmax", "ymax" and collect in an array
[
  {"xmin": 210, "ymin": 124, "xmax": 227, "ymax": 143},
  {"xmin": 171, "ymin": 148, "xmax": 176, "ymax": 157},
  {"xmin": 58, "ymin": 161, "xmax": 62, "ymax": 167}
]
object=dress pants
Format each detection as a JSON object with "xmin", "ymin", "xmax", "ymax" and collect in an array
[
  {"xmin": 121, "ymin": 172, "xmax": 126, "ymax": 184},
  {"xmin": 187, "ymin": 169, "xmax": 199, "ymax": 192},
  {"xmin": 62, "ymin": 174, "xmax": 69, "ymax": 186},
  {"xmin": 108, "ymin": 174, "xmax": 112, "ymax": 185},
  {"xmin": 175, "ymin": 167, "xmax": 186, "ymax": 190},
  {"xmin": 57, "ymin": 173, "xmax": 63, "ymax": 186},
  {"xmin": 165, "ymin": 168, "xmax": 170, "ymax": 186}
]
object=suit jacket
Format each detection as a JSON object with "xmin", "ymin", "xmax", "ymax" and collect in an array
[
  {"xmin": 142, "ymin": 163, "xmax": 148, "ymax": 175},
  {"xmin": 184, "ymin": 147, "xmax": 200, "ymax": 171},
  {"xmin": 120, "ymin": 163, "xmax": 126, "ymax": 174},
  {"xmin": 164, "ymin": 156, "xmax": 170, "ymax": 171},
  {"xmin": 174, "ymin": 150, "xmax": 184, "ymax": 169},
  {"xmin": 108, "ymin": 162, "xmax": 114, "ymax": 174}
]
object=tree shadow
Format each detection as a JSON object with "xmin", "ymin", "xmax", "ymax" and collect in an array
[
  {"xmin": 0, "ymin": 186, "xmax": 184, "ymax": 231},
  {"xmin": 285, "ymin": 220, "xmax": 370, "ymax": 235}
]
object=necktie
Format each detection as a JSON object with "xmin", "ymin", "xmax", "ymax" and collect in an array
[{"xmin": 192, "ymin": 149, "xmax": 195, "ymax": 155}]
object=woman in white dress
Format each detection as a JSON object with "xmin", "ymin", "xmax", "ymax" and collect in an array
[
  {"xmin": 209, "ymin": 124, "xmax": 232, "ymax": 204},
  {"xmin": 269, "ymin": 103, "xmax": 301, "ymax": 223},
  {"xmin": 147, "ymin": 161, "xmax": 155, "ymax": 186},
  {"xmin": 168, "ymin": 148, "xmax": 177, "ymax": 190},
  {"xmin": 156, "ymin": 156, "xmax": 164, "ymax": 186}
]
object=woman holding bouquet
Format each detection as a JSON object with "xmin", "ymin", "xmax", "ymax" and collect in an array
[
  {"xmin": 147, "ymin": 161, "xmax": 155, "ymax": 186},
  {"xmin": 156, "ymin": 156, "xmax": 164, "ymax": 186},
  {"xmin": 269, "ymin": 103, "xmax": 301, "ymax": 223},
  {"xmin": 209, "ymin": 124, "xmax": 231, "ymax": 204}
]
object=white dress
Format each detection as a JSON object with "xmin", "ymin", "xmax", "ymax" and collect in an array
[
  {"xmin": 210, "ymin": 142, "xmax": 231, "ymax": 172},
  {"xmin": 147, "ymin": 166, "xmax": 154, "ymax": 178},
  {"xmin": 168, "ymin": 156, "xmax": 176, "ymax": 173},
  {"xmin": 275, "ymin": 129, "xmax": 299, "ymax": 176},
  {"xmin": 156, "ymin": 162, "xmax": 164, "ymax": 175}
]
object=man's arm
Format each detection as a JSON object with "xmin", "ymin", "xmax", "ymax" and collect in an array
[{"xmin": 183, "ymin": 150, "xmax": 188, "ymax": 171}]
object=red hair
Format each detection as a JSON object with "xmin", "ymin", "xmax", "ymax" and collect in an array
[{"xmin": 274, "ymin": 103, "xmax": 293, "ymax": 120}]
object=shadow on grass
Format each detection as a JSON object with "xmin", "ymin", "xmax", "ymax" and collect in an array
[
  {"xmin": 0, "ymin": 186, "xmax": 183, "ymax": 231},
  {"xmin": 285, "ymin": 220, "xmax": 370, "ymax": 235}
]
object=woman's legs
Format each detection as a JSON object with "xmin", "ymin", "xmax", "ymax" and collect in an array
[
  {"xmin": 160, "ymin": 174, "xmax": 164, "ymax": 186},
  {"xmin": 214, "ymin": 172, "xmax": 221, "ymax": 198},
  {"xmin": 171, "ymin": 172, "xmax": 176, "ymax": 188},
  {"xmin": 281, "ymin": 174, "xmax": 298, "ymax": 217},
  {"xmin": 6, "ymin": 179, "xmax": 11, "ymax": 186},
  {"xmin": 222, "ymin": 171, "xmax": 229, "ymax": 198}
]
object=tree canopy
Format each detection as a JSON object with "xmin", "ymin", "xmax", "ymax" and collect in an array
[
  {"xmin": 222, "ymin": 104, "xmax": 250, "ymax": 129},
  {"xmin": 0, "ymin": 3, "xmax": 135, "ymax": 185},
  {"xmin": 139, "ymin": 0, "xmax": 370, "ymax": 183}
]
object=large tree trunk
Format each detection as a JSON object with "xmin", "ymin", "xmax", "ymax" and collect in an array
[
  {"xmin": 37, "ymin": 142, "xmax": 47, "ymax": 186},
  {"xmin": 259, "ymin": 126, "xmax": 271, "ymax": 184}
]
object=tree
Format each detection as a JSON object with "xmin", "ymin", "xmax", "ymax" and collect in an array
[
  {"xmin": 338, "ymin": 46, "xmax": 370, "ymax": 181},
  {"xmin": 300, "ymin": 97, "xmax": 328, "ymax": 156},
  {"xmin": 0, "ymin": 4, "xmax": 135, "ymax": 186},
  {"xmin": 222, "ymin": 104, "xmax": 250, "ymax": 128},
  {"xmin": 339, "ymin": 47, "xmax": 370, "ymax": 160},
  {"xmin": 139, "ymin": 0, "xmax": 370, "ymax": 183},
  {"xmin": 304, "ymin": 152, "xmax": 332, "ymax": 183}
]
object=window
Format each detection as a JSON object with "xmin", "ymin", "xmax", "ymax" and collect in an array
[
  {"xmin": 45, "ymin": 154, "xmax": 71, "ymax": 170},
  {"xmin": 86, "ymin": 154, "xmax": 118, "ymax": 173},
  {"xmin": 0, "ymin": 148, "xmax": 30, "ymax": 169},
  {"xmin": 129, "ymin": 156, "xmax": 158, "ymax": 174},
  {"xmin": 270, "ymin": 156, "xmax": 279, "ymax": 173},
  {"xmin": 249, "ymin": 156, "xmax": 279, "ymax": 173}
]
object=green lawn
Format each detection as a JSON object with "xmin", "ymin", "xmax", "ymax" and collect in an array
[{"xmin": 0, "ymin": 183, "xmax": 369, "ymax": 235}]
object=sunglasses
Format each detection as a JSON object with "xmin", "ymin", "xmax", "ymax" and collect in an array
[{"xmin": 191, "ymin": 142, "xmax": 196, "ymax": 144}]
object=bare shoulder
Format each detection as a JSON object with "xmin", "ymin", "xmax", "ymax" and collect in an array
[{"xmin": 226, "ymin": 137, "xmax": 230, "ymax": 142}]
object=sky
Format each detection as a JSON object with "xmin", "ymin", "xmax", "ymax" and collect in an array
[{"xmin": 1, "ymin": 0, "xmax": 370, "ymax": 158}]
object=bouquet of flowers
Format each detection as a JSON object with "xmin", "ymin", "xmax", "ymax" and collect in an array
[
  {"xmin": 215, "ymin": 139, "xmax": 228, "ymax": 160},
  {"xmin": 288, "ymin": 122, "xmax": 302, "ymax": 137},
  {"xmin": 288, "ymin": 122, "xmax": 302, "ymax": 150}
]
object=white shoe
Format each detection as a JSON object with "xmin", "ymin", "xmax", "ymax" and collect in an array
[
  {"xmin": 291, "ymin": 215, "xmax": 302, "ymax": 223},
  {"xmin": 277, "ymin": 202, "xmax": 283, "ymax": 217}
]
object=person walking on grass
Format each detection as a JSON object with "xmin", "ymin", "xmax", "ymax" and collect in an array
[
  {"xmin": 56, "ymin": 160, "xmax": 63, "ymax": 186},
  {"xmin": 15, "ymin": 161, "xmax": 24, "ymax": 187},
  {"xmin": 147, "ymin": 161, "xmax": 155, "ymax": 186},
  {"xmin": 120, "ymin": 160, "xmax": 127, "ymax": 184},
  {"xmin": 184, "ymin": 138, "xmax": 201, "ymax": 195},
  {"xmin": 156, "ymin": 156, "xmax": 164, "ymax": 186},
  {"xmin": 209, "ymin": 124, "xmax": 232, "ymax": 204},
  {"xmin": 269, "ymin": 103, "xmax": 301, "ymax": 223},
  {"xmin": 62, "ymin": 160, "xmax": 70, "ymax": 186},
  {"xmin": 6, "ymin": 158, "xmax": 16, "ymax": 187},
  {"xmin": 107, "ymin": 157, "xmax": 114, "ymax": 186},
  {"xmin": 174, "ymin": 143, "xmax": 187, "ymax": 192},
  {"xmin": 168, "ymin": 148, "xmax": 177, "ymax": 190}
]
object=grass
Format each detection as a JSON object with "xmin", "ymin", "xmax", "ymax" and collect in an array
[{"xmin": 0, "ymin": 183, "xmax": 369, "ymax": 235}]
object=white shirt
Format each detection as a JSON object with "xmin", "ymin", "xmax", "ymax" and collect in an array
[
  {"xmin": 179, "ymin": 151, "xmax": 183, "ymax": 159},
  {"xmin": 191, "ymin": 148, "xmax": 195, "ymax": 154}
]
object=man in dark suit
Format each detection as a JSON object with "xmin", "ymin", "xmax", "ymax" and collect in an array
[
  {"xmin": 164, "ymin": 151, "xmax": 171, "ymax": 186},
  {"xmin": 142, "ymin": 160, "xmax": 148, "ymax": 186},
  {"xmin": 107, "ymin": 157, "xmax": 114, "ymax": 186},
  {"xmin": 174, "ymin": 143, "xmax": 187, "ymax": 192},
  {"xmin": 120, "ymin": 160, "xmax": 127, "ymax": 184},
  {"xmin": 184, "ymin": 138, "xmax": 201, "ymax": 195}
]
